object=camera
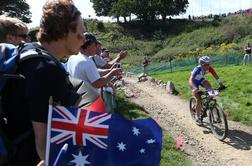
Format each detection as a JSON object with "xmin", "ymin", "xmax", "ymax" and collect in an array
[{"xmin": 116, "ymin": 63, "xmax": 121, "ymax": 68}]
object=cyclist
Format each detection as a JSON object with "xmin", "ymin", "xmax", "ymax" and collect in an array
[{"xmin": 189, "ymin": 56, "xmax": 225, "ymax": 125}]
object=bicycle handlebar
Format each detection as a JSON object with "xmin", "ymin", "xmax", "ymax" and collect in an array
[{"xmin": 197, "ymin": 86, "xmax": 227, "ymax": 96}]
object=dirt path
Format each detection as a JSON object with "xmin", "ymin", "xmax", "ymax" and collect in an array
[{"xmin": 122, "ymin": 75, "xmax": 252, "ymax": 166}]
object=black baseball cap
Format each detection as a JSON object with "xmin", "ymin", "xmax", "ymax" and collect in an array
[
  {"xmin": 84, "ymin": 32, "xmax": 98, "ymax": 44},
  {"xmin": 102, "ymin": 48, "xmax": 110, "ymax": 52},
  {"xmin": 81, "ymin": 32, "xmax": 100, "ymax": 49}
]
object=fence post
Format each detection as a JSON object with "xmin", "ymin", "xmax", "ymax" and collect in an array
[{"xmin": 169, "ymin": 61, "xmax": 172, "ymax": 73}]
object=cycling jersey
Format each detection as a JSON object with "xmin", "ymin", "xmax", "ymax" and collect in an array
[{"xmin": 191, "ymin": 65, "xmax": 216, "ymax": 88}]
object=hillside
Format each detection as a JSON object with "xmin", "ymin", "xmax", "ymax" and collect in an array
[{"xmin": 83, "ymin": 15, "xmax": 252, "ymax": 66}]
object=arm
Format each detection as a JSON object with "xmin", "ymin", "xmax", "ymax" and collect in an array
[
  {"xmin": 37, "ymin": 160, "xmax": 45, "ymax": 166},
  {"xmin": 98, "ymin": 63, "xmax": 118, "ymax": 76},
  {"xmin": 209, "ymin": 66, "xmax": 224, "ymax": 86},
  {"xmin": 98, "ymin": 68, "xmax": 111, "ymax": 76},
  {"xmin": 32, "ymin": 121, "xmax": 47, "ymax": 160},
  {"xmin": 108, "ymin": 50, "xmax": 128, "ymax": 66},
  {"xmin": 92, "ymin": 68, "xmax": 122, "ymax": 88}
]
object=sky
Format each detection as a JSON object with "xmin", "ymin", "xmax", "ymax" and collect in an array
[{"xmin": 26, "ymin": 0, "xmax": 252, "ymax": 28}]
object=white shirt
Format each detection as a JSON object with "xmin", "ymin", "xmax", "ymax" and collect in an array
[
  {"xmin": 67, "ymin": 53, "xmax": 100, "ymax": 86},
  {"xmin": 89, "ymin": 54, "xmax": 107, "ymax": 68}
]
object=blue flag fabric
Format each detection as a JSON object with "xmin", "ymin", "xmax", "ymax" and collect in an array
[{"xmin": 46, "ymin": 106, "xmax": 162, "ymax": 166}]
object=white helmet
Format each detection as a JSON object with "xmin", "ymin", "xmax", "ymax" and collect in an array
[{"xmin": 198, "ymin": 56, "xmax": 210, "ymax": 65}]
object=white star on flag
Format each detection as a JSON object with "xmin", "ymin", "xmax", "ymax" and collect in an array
[
  {"xmin": 139, "ymin": 148, "xmax": 145, "ymax": 154},
  {"xmin": 132, "ymin": 127, "xmax": 140, "ymax": 136},
  {"xmin": 117, "ymin": 142, "xmax": 127, "ymax": 151},
  {"xmin": 70, "ymin": 151, "xmax": 90, "ymax": 166},
  {"xmin": 146, "ymin": 139, "xmax": 156, "ymax": 144}
]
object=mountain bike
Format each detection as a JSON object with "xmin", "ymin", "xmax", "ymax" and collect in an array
[{"xmin": 189, "ymin": 87, "xmax": 228, "ymax": 140}]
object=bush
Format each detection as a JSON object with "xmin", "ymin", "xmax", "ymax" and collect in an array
[{"xmin": 97, "ymin": 21, "xmax": 105, "ymax": 32}]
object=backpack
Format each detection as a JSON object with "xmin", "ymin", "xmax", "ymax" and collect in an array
[{"xmin": 0, "ymin": 42, "xmax": 54, "ymax": 165}]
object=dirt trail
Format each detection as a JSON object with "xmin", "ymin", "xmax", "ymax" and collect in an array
[{"xmin": 123, "ymin": 75, "xmax": 252, "ymax": 166}]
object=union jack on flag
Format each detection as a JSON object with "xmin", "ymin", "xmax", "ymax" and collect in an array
[
  {"xmin": 46, "ymin": 106, "xmax": 162, "ymax": 166},
  {"xmin": 50, "ymin": 106, "xmax": 111, "ymax": 149}
]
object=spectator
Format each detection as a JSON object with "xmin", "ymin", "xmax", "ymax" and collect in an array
[
  {"xmin": 101, "ymin": 48, "xmax": 111, "ymax": 62},
  {"xmin": 0, "ymin": 15, "xmax": 30, "ymax": 45},
  {"xmin": 143, "ymin": 56, "xmax": 149, "ymax": 74},
  {"xmin": 89, "ymin": 43, "xmax": 127, "ymax": 113},
  {"xmin": 3, "ymin": 0, "xmax": 85, "ymax": 165},
  {"xmin": 100, "ymin": 49, "xmax": 121, "ymax": 113},
  {"xmin": 102, "ymin": 48, "xmax": 128, "ymax": 68},
  {"xmin": 103, "ymin": 81, "xmax": 117, "ymax": 113},
  {"xmin": 91, "ymin": 45, "xmax": 128, "ymax": 69},
  {"xmin": 138, "ymin": 56, "xmax": 150, "ymax": 81},
  {"xmin": 89, "ymin": 41, "xmax": 108, "ymax": 68},
  {"xmin": 67, "ymin": 32, "xmax": 122, "ymax": 94},
  {"xmin": 243, "ymin": 43, "xmax": 251, "ymax": 65}
]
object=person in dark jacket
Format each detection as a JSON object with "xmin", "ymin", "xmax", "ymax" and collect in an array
[{"xmin": 4, "ymin": 0, "xmax": 85, "ymax": 165}]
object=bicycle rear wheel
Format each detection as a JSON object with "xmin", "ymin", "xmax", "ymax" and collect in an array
[
  {"xmin": 189, "ymin": 97, "xmax": 197, "ymax": 121},
  {"xmin": 208, "ymin": 104, "xmax": 228, "ymax": 140}
]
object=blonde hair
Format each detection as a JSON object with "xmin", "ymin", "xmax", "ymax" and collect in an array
[{"xmin": 0, "ymin": 15, "xmax": 28, "ymax": 42}]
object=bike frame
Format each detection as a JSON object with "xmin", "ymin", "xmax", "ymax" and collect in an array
[{"xmin": 200, "ymin": 92, "xmax": 217, "ymax": 119}]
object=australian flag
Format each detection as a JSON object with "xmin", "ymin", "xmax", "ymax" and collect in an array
[{"xmin": 45, "ymin": 106, "xmax": 162, "ymax": 166}]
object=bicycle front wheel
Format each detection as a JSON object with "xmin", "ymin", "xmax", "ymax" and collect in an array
[{"xmin": 208, "ymin": 104, "xmax": 228, "ymax": 140}]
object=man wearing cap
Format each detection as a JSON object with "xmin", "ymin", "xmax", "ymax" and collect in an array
[
  {"xmin": 89, "ymin": 42, "xmax": 108, "ymax": 68},
  {"xmin": 101, "ymin": 48, "xmax": 111, "ymax": 62},
  {"xmin": 67, "ymin": 32, "xmax": 122, "ymax": 94}
]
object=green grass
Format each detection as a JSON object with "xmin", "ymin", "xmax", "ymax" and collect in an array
[
  {"xmin": 152, "ymin": 64, "xmax": 252, "ymax": 125},
  {"xmin": 160, "ymin": 133, "xmax": 192, "ymax": 166},
  {"xmin": 114, "ymin": 91, "xmax": 192, "ymax": 166}
]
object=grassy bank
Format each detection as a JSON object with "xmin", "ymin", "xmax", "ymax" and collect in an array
[
  {"xmin": 152, "ymin": 64, "xmax": 252, "ymax": 125},
  {"xmin": 114, "ymin": 92, "xmax": 192, "ymax": 166}
]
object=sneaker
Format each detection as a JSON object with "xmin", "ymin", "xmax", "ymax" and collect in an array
[{"xmin": 195, "ymin": 117, "xmax": 203, "ymax": 126}]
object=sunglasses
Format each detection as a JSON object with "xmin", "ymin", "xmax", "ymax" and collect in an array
[{"xmin": 203, "ymin": 63, "xmax": 210, "ymax": 67}]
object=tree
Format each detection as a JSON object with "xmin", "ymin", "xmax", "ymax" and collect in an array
[
  {"xmin": 131, "ymin": 0, "xmax": 157, "ymax": 22},
  {"xmin": 0, "ymin": 0, "xmax": 31, "ymax": 23},
  {"xmin": 157, "ymin": 0, "xmax": 189, "ymax": 21},
  {"xmin": 91, "ymin": 0, "xmax": 115, "ymax": 17},
  {"xmin": 92, "ymin": 0, "xmax": 189, "ymax": 23},
  {"xmin": 109, "ymin": 0, "xmax": 134, "ymax": 22},
  {"xmin": 174, "ymin": 0, "xmax": 189, "ymax": 14}
]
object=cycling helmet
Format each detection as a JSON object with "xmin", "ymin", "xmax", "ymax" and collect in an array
[{"xmin": 198, "ymin": 56, "xmax": 210, "ymax": 65}]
